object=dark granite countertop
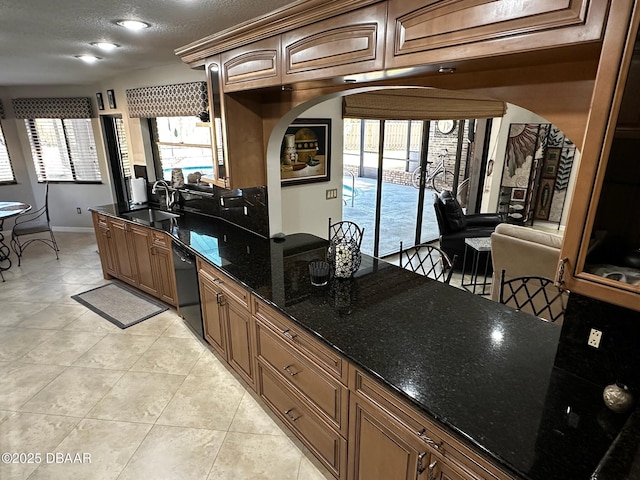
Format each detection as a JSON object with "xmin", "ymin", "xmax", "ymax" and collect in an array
[{"xmin": 90, "ymin": 204, "xmax": 635, "ymax": 480}]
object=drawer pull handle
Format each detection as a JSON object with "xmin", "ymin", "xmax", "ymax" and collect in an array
[
  {"xmin": 281, "ymin": 329, "xmax": 297, "ymax": 341},
  {"xmin": 284, "ymin": 408, "xmax": 301, "ymax": 422},
  {"xmin": 417, "ymin": 429, "xmax": 442, "ymax": 450},
  {"xmin": 283, "ymin": 365, "xmax": 298, "ymax": 376},
  {"xmin": 216, "ymin": 293, "xmax": 226, "ymax": 305}
]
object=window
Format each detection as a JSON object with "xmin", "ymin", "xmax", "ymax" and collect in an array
[
  {"xmin": 150, "ymin": 116, "xmax": 213, "ymax": 181},
  {"xmin": 0, "ymin": 123, "xmax": 16, "ymax": 183},
  {"xmin": 25, "ymin": 118, "xmax": 101, "ymax": 182}
]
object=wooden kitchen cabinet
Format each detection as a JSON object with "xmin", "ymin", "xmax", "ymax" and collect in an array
[
  {"xmin": 197, "ymin": 258, "xmax": 256, "ymax": 389},
  {"xmin": 558, "ymin": 1, "xmax": 640, "ymax": 311},
  {"xmin": 150, "ymin": 231, "xmax": 177, "ymax": 306},
  {"xmin": 91, "ymin": 212, "xmax": 177, "ymax": 307},
  {"xmin": 385, "ymin": 0, "xmax": 609, "ymax": 69},
  {"xmin": 349, "ymin": 367, "xmax": 515, "ymax": 480},
  {"xmin": 92, "ymin": 212, "xmax": 117, "ymax": 278},
  {"xmin": 348, "ymin": 392, "xmax": 435, "ymax": 480},
  {"xmin": 129, "ymin": 224, "xmax": 159, "ymax": 298},
  {"xmin": 281, "ymin": 2, "xmax": 386, "ymax": 83},
  {"xmin": 109, "ymin": 217, "xmax": 138, "ymax": 286},
  {"xmin": 221, "ymin": 36, "xmax": 281, "ymax": 92}
]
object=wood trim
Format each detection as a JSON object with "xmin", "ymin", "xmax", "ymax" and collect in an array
[{"xmin": 176, "ymin": 0, "xmax": 381, "ymax": 66}]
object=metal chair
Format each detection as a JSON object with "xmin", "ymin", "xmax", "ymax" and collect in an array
[
  {"xmin": 399, "ymin": 241, "xmax": 457, "ymax": 284},
  {"xmin": 11, "ymin": 182, "xmax": 59, "ymax": 266},
  {"xmin": 498, "ymin": 269, "xmax": 567, "ymax": 322}
]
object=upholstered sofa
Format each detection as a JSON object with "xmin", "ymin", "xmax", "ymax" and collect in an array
[{"xmin": 489, "ymin": 223, "xmax": 563, "ymax": 302}]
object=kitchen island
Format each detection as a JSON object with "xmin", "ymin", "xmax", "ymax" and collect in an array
[{"xmin": 91, "ymin": 203, "xmax": 634, "ymax": 480}]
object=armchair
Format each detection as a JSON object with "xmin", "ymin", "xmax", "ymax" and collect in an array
[{"xmin": 433, "ymin": 190, "xmax": 501, "ymax": 268}]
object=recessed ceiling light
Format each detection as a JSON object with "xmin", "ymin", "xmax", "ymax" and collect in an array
[
  {"xmin": 116, "ymin": 19, "xmax": 150, "ymax": 30},
  {"xmin": 90, "ymin": 42, "xmax": 120, "ymax": 50},
  {"xmin": 75, "ymin": 55, "xmax": 101, "ymax": 63}
]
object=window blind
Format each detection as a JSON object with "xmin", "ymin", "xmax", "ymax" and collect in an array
[
  {"xmin": 115, "ymin": 117, "xmax": 132, "ymax": 179},
  {"xmin": 0, "ymin": 123, "xmax": 16, "ymax": 183},
  {"xmin": 343, "ymin": 88, "xmax": 507, "ymax": 120},
  {"xmin": 26, "ymin": 118, "xmax": 101, "ymax": 182}
]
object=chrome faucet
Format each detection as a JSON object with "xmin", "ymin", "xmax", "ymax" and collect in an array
[{"xmin": 151, "ymin": 180, "xmax": 175, "ymax": 210}]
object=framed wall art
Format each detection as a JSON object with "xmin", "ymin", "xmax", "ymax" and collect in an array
[
  {"xmin": 96, "ymin": 92, "xmax": 104, "ymax": 111},
  {"xmin": 280, "ymin": 118, "xmax": 331, "ymax": 186},
  {"xmin": 106, "ymin": 89, "xmax": 116, "ymax": 109}
]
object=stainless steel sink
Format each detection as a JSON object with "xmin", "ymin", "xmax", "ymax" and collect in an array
[{"xmin": 124, "ymin": 208, "xmax": 180, "ymax": 223}]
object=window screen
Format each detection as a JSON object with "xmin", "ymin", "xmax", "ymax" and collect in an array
[
  {"xmin": 25, "ymin": 118, "xmax": 101, "ymax": 182},
  {"xmin": 0, "ymin": 123, "xmax": 16, "ymax": 183}
]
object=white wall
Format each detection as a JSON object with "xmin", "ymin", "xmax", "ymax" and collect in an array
[{"xmin": 267, "ymin": 97, "xmax": 344, "ymax": 238}]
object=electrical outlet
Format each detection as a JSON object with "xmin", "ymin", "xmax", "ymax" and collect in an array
[
  {"xmin": 588, "ymin": 328, "xmax": 602, "ymax": 349},
  {"xmin": 76, "ymin": 207, "xmax": 81, "ymax": 214}
]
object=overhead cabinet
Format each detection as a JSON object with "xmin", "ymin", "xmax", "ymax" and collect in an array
[
  {"xmin": 385, "ymin": 0, "xmax": 609, "ymax": 69},
  {"xmin": 221, "ymin": 37, "xmax": 281, "ymax": 92},
  {"xmin": 281, "ymin": 3, "xmax": 386, "ymax": 83}
]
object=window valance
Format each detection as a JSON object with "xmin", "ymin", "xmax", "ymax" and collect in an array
[
  {"xmin": 126, "ymin": 81, "xmax": 208, "ymax": 118},
  {"xmin": 0, "ymin": 100, "xmax": 4, "ymax": 119},
  {"xmin": 12, "ymin": 97, "xmax": 94, "ymax": 119},
  {"xmin": 343, "ymin": 88, "xmax": 506, "ymax": 121}
]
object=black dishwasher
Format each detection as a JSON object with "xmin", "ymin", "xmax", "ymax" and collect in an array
[{"xmin": 172, "ymin": 242, "xmax": 203, "ymax": 338}]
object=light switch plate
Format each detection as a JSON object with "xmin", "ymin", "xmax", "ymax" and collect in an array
[
  {"xmin": 588, "ymin": 328, "xmax": 602, "ymax": 348},
  {"xmin": 326, "ymin": 188, "xmax": 338, "ymax": 200}
]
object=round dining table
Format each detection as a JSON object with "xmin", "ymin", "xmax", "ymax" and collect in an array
[{"xmin": 0, "ymin": 201, "xmax": 32, "ymax": 280}]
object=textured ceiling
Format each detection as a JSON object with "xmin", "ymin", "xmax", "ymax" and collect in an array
[{"xmin": 0, "ymin": 0, "xmax": 295, "ymax": 86}]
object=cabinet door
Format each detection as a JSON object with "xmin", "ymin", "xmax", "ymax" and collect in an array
[
  {"xmin": 559, "ymin": 2, "xmax": 640, "ymax": 311},
  {"xmin": 109, "ymin": 218, "xmax": 137, "ymax": 286},
  {"xmin": 92, "ymin": 213, "xmax": 117, "ymax": 277},
  {"xmin": 199, "ymin": 272, "xmax": 227, "ymax": 356},
  {"xmin": 153, "ymin": 245, "xmax": 177, "ymax": 306},
  {"xmin": 129, "ymin": 224, "xmax": 158, "ymax": 297},
  {"xmin": 385, "ymin": 0, "xmax": 608, "ymax": 69},
  {"xmin": 281, "ymin": 3, "xmax": 386, "ymax": 83},
  {"xmin": 348, "ymin": 393, "xmax": 432, "ymax": 480},
  {"xmin": 225, "ymin": 296, "xmax": 256, "ymax": 389},
  {"xmin": 221, "ymin": 36, "xmax": 281, "ymax": 92}
]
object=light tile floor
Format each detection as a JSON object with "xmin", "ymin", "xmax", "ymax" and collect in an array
[{"xmin": 0, "ymin": 232, "xmax": 333, "ymax": 480}]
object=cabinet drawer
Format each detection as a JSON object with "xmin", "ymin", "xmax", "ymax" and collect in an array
[
  {"xmin": 96, "ymin": 213, "xmax": 109, "ymax": 229},
  {"xmin": 256, "ymin": 319, "xmax": 348, "ymax": 435},
  {"xmin": 151, "ymin": 231, "xmax": 170, "ymax": 248},
  {"xmin": 198, "ymin": 258, "xmax": 250, "ymax": 308},
  {"xmin": 258, "ymin": 364, "xmax": 347, "ymax": 479},
  {"xmin": 252, "ymin": 296, "xmax": 347, "ymax": 383}
]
